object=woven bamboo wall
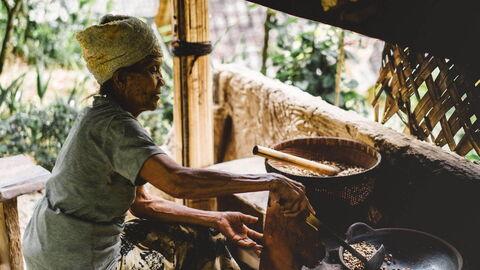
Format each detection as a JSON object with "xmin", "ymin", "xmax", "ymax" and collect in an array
[{"xmin": 373, "ymin": 43, "xmax": 480, "ymax": 157}]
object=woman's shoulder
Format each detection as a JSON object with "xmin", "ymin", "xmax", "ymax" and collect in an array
[{"xmin": 86, "ymin": 96, "xmax": 133, "ymax": 124}]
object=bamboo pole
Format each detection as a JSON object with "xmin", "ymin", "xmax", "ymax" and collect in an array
[
  {"xmin": 172, "ymin": 0, "xmax": 216, "ymax": 210},
  {"xmin": 253, "ymin": 146, "xmax": 340, "ymax": 176}
]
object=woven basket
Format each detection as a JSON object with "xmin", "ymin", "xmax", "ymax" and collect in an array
[{"xmin": 264, "ymin": 137, "xmax": 381, "ymax": 208}]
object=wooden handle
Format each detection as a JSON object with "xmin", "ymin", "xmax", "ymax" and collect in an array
[{"xmin": 253, "ymin": 145, "xmax": 340, "ymax": 176}]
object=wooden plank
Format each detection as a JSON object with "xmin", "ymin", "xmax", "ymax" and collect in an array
[
  {"xmin": 172, "ymin": 0, "xmax": 215, "ymax": 210},
  {"xmin": 0, "ymin": 176, "xmax": 47, "ymax": 202},
  {"xmin": 0, "ymin": 155, "xmax": 33, "ymax": 171},
  {"xmin": 0, "ymin": 165, "xmax": 49, "ymax": 188},
  {"xmin": 0, "ymin": 155, "xmax": 50, "ymax": 202}
]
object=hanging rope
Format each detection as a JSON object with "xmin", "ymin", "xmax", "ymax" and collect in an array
[
  {"xmin": 171, "ymin": 40, "xmax": 213, "ymax": 74},
  {"xmin": 171, "ymin": 39, "xmax": 212, "ymax": 57}
]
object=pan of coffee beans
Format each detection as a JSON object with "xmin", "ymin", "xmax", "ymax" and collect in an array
[{"xmin": 339, "ymin": 222, "xmax": 463, "ymax": 270}]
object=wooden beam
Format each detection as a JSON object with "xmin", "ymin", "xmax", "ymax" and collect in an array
[{"xmin": 172, "ymin": 0, "xmax": 216, "ymax": 210}]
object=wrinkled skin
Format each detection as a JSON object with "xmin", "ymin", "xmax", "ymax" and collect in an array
[{"xmin": 110, "ymin": 55, "xmax": 165, "ymax": 117}]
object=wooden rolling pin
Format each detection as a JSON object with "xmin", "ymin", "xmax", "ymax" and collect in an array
[{"xmin": 252, "ymin": 145, "xmax": 340, "ymax": 176}]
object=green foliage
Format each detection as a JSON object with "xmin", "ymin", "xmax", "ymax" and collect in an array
[
  {"xmin": 0, "ymin": 1, "xmax": 174, "ymax": 168},
  {"xmin": 0, "ymin": 72, "xmax": 26, "ymax": 115},
  {"xmin": 35, "ymin": 62, "xmax": 51, "ymax": 101},
  {"xmin": 465, "ymin": 150, "xmax": 480, "ymax": 163},
  {"xmin": 266, "ymin": 16, "xmax": 369, "ymax": 115},
  {"xmin": 5, "ymin": 0, "xmax": 100, "ymax": 68},
  {"xmin": 0, "ymin": 101, "xmax": 79, "ymax": 170},
  {"xmin": 138, "ymin": 109, "xmax": 172, "ymax": 146},
  {"xmin": 270, "ymin": 20, "xmax": 338, "ymax": 97}
]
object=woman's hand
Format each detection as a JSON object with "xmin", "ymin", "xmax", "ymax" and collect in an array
[
  {"xmin": 215, "ymin": 211, "xmax": 263, "ymax": 256},
  {"xmin": 268, "ymin": 173, "xmax": 315, "ymax": 217}
]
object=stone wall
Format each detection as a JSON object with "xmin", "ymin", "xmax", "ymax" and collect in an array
[
  {"xmin": 212, "ymin": 64, "xmax": 479, "ymax": 178},
  {"xmin": 212, "ymin": 64, "xmax": 480, "ymax": 269}
]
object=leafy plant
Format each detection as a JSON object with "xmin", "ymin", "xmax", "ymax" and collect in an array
[
  {"xmin": 0, "ymin": 100, "xmax": 79, "ymax": 170},
  {"xmin": 466, "ymin": 151, "xmax": 480, "ymax": 164},
  {"xmin": 265, "ymin": 15, "xmax": 368, "ymax": 114},
  {"xmin": 138, "ymin": 109, "xmax": 172, "ymax": 146},
  {"xmin": 3, "ymin": 0, "xmax": 100, "ymax": 68},
  {"xmin": 35, "ymin": 61, "xmax": 51, "ymax": 101},
  {"xmin": 0, "ymin": 72, "xmax": 26, "ymax": 115}
]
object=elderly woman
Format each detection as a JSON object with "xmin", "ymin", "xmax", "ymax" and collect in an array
[{"xmin": 23, "ymin": 15, "xmax": 312, "ymax": 270}]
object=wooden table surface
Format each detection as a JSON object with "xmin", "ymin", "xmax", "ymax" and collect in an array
[{"xmin": 207, "ymin": 156, "xmax": 269, "ymax": 214}]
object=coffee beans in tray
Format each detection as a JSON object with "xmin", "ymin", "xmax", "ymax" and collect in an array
[
  {"xmin": 343, "ymin": 241, "xmax": 378, "ymax": 270},
  {"xmin": 278, "ymin": 160, "xmax": 365, "ymax": 177},
  {"xmin": 343, "ymin": 242, "xmax": 410, "ymax": 270}
]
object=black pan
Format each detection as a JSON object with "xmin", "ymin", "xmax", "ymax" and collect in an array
[{"xmin": 338, "ymin": 223, "xmax": 463, "ymax": 270}]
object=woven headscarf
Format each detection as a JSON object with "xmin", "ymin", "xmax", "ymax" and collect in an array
[{"xmin": 76, "ymin": 15, "xmax": 162, "ymax": 85}]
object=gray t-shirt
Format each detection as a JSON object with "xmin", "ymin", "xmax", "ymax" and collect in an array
[{"xmin": 23, "ymin": 96, "xmax": 165, "ymax": 269}]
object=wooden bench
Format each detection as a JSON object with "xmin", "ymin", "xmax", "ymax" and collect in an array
[{"xmin": 0, "ymin": 155, "xmax": 50, "ymax": 270}]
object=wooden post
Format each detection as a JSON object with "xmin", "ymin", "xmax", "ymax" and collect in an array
[
  {"xmin": 0, "ymin": 199, "xmax": 22, "ymax": 270},
  {"xmin": 172, "ymin": 0, "xmax": 216, "ymax": 210}
]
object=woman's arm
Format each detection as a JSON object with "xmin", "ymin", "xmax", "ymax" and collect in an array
[
  {"xmin": 131, "ymin": 185, "xmax": 264, "ymax": 254},
  {"xmin": 141, "ymin": 154, "xmax": 276, "ymax": 198},
  {"xmin": 130, "ymin": 185, "xmax": 219, "ymax": 227},
  {"xmin": 139, "ymin": 153, "xmax": 314, "ymax": 216}
]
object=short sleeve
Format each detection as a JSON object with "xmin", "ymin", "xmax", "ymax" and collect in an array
[{"xmin": 103, "ymin": 115, "xmax": 165, "ymax": 185}]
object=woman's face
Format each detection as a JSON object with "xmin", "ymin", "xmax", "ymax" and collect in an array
[{"xmin": 114, "ymin": 55, "xmax": 165, "ymax": 116}]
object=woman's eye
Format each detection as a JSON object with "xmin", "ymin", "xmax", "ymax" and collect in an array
[{"xmin": 149, "ymin": 65, "xmax": 159, "ymax": 74}]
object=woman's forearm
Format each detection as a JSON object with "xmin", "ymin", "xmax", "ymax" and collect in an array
[
  {"xmin": 141, "ymin": 154, "xmax": 278, "ymax": 199},
  {"xmin": 172, "ymin": 168, "xmax": 275, "ymax": 199},
  {"xmin": 131, "ymin": 192, "xmax": 219, "ymax": 227},
  {"xmin": 140, "ymin": 154, "xmax": 311, "ymax": 217}
]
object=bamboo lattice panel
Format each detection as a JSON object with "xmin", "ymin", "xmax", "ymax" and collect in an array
[{"xmin": 373, "ymin": 44, "xmax": 480, "ymax": 156}]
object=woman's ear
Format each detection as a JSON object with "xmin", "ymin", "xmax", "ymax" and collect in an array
[{"xmin": 112, "ymin": 70, "xmax": 127, "ymax": 93}]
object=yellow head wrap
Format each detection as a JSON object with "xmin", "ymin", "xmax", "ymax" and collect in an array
[{"xmin": 76, "ymin": 15, "xmax": 162, "ymax": 84}]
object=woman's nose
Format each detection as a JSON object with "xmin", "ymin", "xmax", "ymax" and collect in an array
[{"xmin": 158, "ymin": 74, "xmax": 165, "ymax": 86}]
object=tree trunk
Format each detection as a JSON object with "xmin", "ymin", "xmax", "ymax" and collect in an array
[
  {"xmin": 0, "ymin": 0, "xmax": 22, "ymax": 75},
  {"xmin": 260, "ymin": 9, "xmax": 275, "ymax": 75}
]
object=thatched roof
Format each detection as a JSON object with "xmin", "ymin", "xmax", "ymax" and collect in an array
[{"xmin": 247, "ymin": 0, "xmax": 479, "ymax": 75}]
